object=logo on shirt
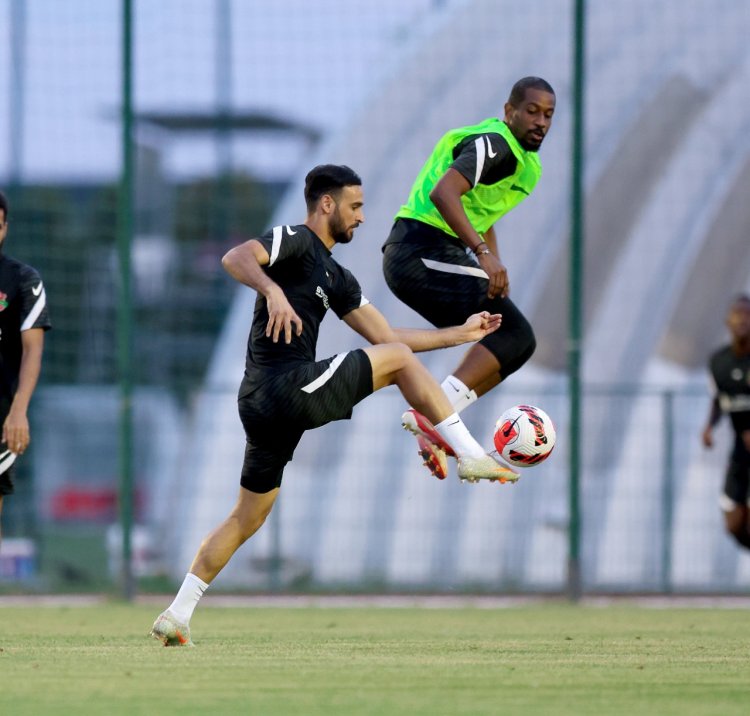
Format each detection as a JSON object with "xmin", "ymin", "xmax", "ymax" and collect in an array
[
  {"xmin": 315, "ymin": 286, "xmax": 330, "ymax": 309},
  {"xmin": 485, "ymin": 136, "xmax": 498, "ymax": 158},
  {"xmin": 0, "ymin": 291, "xmax": 7, "ymax": 311},
  {"xmin": 510, "ymin": 184, "xmax": 530, "ymax": 196},
  {"xmin": 32, "ymin": 282, "xmax": 43, "ymax": 296}
]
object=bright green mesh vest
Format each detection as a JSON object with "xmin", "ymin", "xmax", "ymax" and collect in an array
[{"xmin": 396, "ymin": 119, "xmax": 541, "ymax": 237}]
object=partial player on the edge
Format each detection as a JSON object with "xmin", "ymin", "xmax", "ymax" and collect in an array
[
  {"xmin": 150, "ymin": 164, "xmax": 519, "ymax": 647},
  {"xmin": 0, "ymin": 191, "xmax": 51, "ymax": 544},
  {"xmin": 382, "ymin": 77, "xmax": 555, "ymax": 479},
  {"xmin": 702, "ymin": 293, "xmax": 750, "ymax": 551}
]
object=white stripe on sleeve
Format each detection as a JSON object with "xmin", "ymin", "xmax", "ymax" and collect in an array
[
  {"xmin": 21, "ymin": 287, "xmax": 47, "ymax": 331},
  {"xmin": 269, "ymin": 225, "xmax": 283, "ymax": 266},
  {"xmin": 473, "ymin": 136, "xmax": 486, "ymax": 187}
]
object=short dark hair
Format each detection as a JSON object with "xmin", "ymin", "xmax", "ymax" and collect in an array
[
  {"xmin": 731, "ymin": 293, "xmax": 750, "ymax": 307},
  {"xmin": 0, "ymin": 190, "xmax": 8, "ymax": 221},
  {"xmin": 304, "ymin": 164, "xmax": 362, "ymax": 211},
  {"xmin": 508, "ymin": 77, "xmax": 555, "ymax": 106}
]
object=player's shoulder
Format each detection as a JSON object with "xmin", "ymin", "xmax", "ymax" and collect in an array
[
  {"xmin": 455, "ymin": 127, "xmax": 510, "ymax": 150},
  {"xmin": 260, "ymin": 223, "xmax": 309, "ymax": 240},
  {"xmin": 0, "ymin": 253, "xmax": 41, "ymax": 282},
  {"xmin": 709, "ymin": 344, "xmax": 735, "ymax": 370}
]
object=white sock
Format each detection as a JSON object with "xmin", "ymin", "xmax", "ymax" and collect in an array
[
  {"xmin": 167, "ymin": 572, "xmax": 209, "ymax": 624},
  {"xmin": 441, "ymin": 375, "xmax": 478, "ymax": 413},
  {"xmin": 435, "ymin": 412, "xmax": 485, "ymax": 458}
]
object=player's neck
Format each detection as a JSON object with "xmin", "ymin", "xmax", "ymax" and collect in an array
[
  {"xmin": 732, "ymin": 337, "xmax": 750, "ymax": 356},
  {"xmin": 304, "ymin": 217, "xmax": 335, "ymax": 251}
]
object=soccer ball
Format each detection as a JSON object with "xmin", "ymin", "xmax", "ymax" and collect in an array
[{"xmin": 493, "ymin": 404, "xmax": 556, "ymax": 468}]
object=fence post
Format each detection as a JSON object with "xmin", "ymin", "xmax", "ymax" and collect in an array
[
  {"xmin": 661, "ymin": 390, "xmax": 675, "ymax": 592},
  {"xmin": 117, "ymin": 0, "xmax": 135, "ymax": 601},
  {"xmin": 567, "ymin": 0, "xmax": 586, "ymax": 602}
]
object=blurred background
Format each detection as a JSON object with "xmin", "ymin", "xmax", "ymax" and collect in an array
[{"xmin": 1, "ymin": 0, "xmax": 749, "ymax": 596}]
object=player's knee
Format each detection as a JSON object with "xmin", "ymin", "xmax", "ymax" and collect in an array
[
  {"xmin": 519, "ymin": 324, "xmax": 537, "ymax": 362},
  {"xmin": 378, "ymin": 341, "xmax": 415, "ymax": 371},
  {"xmin": 495, "ymin": 324, "xmax": 536, "ymax": 379}
]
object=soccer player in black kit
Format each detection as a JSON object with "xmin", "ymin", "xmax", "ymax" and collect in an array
[
  {"xmin": 702, "ymin": 294, "xmax": 750, "ymax": 550},
  {"xmin": 151, "ymin": 165, "xmax": 519, "ymax": 646},
  {"xmin": 0, "ymin": 191, "xmax": 51, "ymax": 543}
]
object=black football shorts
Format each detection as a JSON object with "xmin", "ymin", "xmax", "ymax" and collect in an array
[
  {"xmin": 237, "ymin": 349, "xmax": 373, "ymax": 493},
  {"xmin": 0, "ymin": 444, "xmax": 18, "ymax": 496},
  {"xmin": 383, "ymin": 218, "xmax": 535, "ymax": 378},
  {"xmin": 721, "ymin": 445, "xmax": 750, "ymax": 509}
]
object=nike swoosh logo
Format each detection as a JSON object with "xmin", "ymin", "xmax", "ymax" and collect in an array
[
  {"xmin": 286, "ymin": 226, "xmax": 297, "ymax": 235},
  {"xmin": 32, "ymin": 283, "xmax": 43, "ymax": 296},
  {"xmin": 485, "ymin": 136, "xmax": 497, "ymax": 158},
  {"xmin": 510, "ymin": 184, "xmax": 530, "ymax": 196}
]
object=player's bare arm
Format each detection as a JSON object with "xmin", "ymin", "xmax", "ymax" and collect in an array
[
  {"xmin": 2, "ymin": 328, "xmax": 44, "ymax": 455},
  {"xmin": 483, "ymin": 225, "xmax": 499, "ymax": 256},
  {"xmin": 701, "ymin": 395, "xmax": 722, "ymax": 448},
  {"xmin": 429, "ymin": 168, "xmax": 510, "ymax": 299},
  {"xmin": 343, "ymin": 303, "xmax": 501, "ymax": 352},
  {"xmin": 222, "ymin": 239, "xmax": 303, "ymax": 344}
]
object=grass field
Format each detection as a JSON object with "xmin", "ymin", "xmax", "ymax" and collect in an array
[{"xmin": 1, "ymin": 601, "xmax": 749, "ymax": 715}]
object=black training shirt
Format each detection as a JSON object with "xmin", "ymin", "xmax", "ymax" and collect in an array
[
  {"xmin": 0, "ymin": 253, "xmax": 51, "ymax": 407},
  {"xmin": 244, "ymin": 224, "xmax": 368, "ymax": 373}
]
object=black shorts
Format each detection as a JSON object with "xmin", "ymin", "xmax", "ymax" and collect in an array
[
  {"xmin": 721, "ymin": 445, "xmax": 750, "ymax": 509},
  {"xmin": 382, "ymin": 218, "xmax": 535, "ymax": 378},
  {"xmin": 0, "ymin": 444, "xmax": 18, "ymax": 496},
  {"xmin": 237, "ymin": 349, "xmax": 373, "ymax": 493}
]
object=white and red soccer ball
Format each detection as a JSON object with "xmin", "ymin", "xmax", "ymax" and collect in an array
[{"xmin": 493, "ymin": 404, "xmax": 556, "ymax": 468}]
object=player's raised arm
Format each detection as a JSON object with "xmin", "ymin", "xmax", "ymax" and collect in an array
[
  {"xmin": 343, "ymin": 303, "xmax": 501, "ymax": 352},
  {"xmin": 222, "ymin": 239, "xmax": 303, "ymax": 344},
  {"xmin": 430, "ymin": 169, "xmax": 509, "ymax": 299}
]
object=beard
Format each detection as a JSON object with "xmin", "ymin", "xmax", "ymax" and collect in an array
[
  {"xmin": 519, "ymin": 134, "xmax": 543, "ymax": 152},
  {"xmin": 330, "ymin": 209, "xmax": 355, "ymax": 244}
]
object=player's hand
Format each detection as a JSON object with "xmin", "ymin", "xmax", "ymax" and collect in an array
[
  {"xmin": 461, "ymin": 311, "xmax": 502, "ymax": 341},
  {"xmin": 477, "ymin": 252, "xmax": 509, "ymax": 299},
  {"xmin": 701, "ymin": 426, "xmax": 713, "ymax": 449},
  {"xmin": 265, "ymin": 287, "xmax": 303, "ymax": 344},
  {"xmin": 3, "ymin": 410, "xmax": 30, "ymax": 455}
]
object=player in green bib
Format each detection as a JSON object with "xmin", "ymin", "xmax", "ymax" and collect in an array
[{"xmin": 382, "ymin": 77, "xmax": 555, "ymax": 478}]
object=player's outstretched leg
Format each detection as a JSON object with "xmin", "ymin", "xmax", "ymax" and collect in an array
[{"xmin": 401, "ymin": 408, "xmax": 519, "ymax": 484}]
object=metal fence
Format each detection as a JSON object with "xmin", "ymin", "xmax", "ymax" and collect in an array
[
  {"xmin": 2, "ymin": 383, "xmax": 743, "ymax": 595},
  {"xmin": 1, "ymin": 0, "xmax": 749, "ymax": 595}
]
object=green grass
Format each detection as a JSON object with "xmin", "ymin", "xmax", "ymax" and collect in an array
[{"xmin": 1, "ymin": 603, "xmax": 749, "ymax": 715}]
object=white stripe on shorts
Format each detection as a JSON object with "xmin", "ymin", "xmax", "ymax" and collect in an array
[
  {"xmin": 301, "ymin": 352, "xmax": 349, "ymax": 394},
  {"xmin": 421, "ymin": 257, "xmax": 488, "ymax": 279},
  {"xmin": 0, "ymin": 449, "xmax": 17, "ymax": 475}
]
